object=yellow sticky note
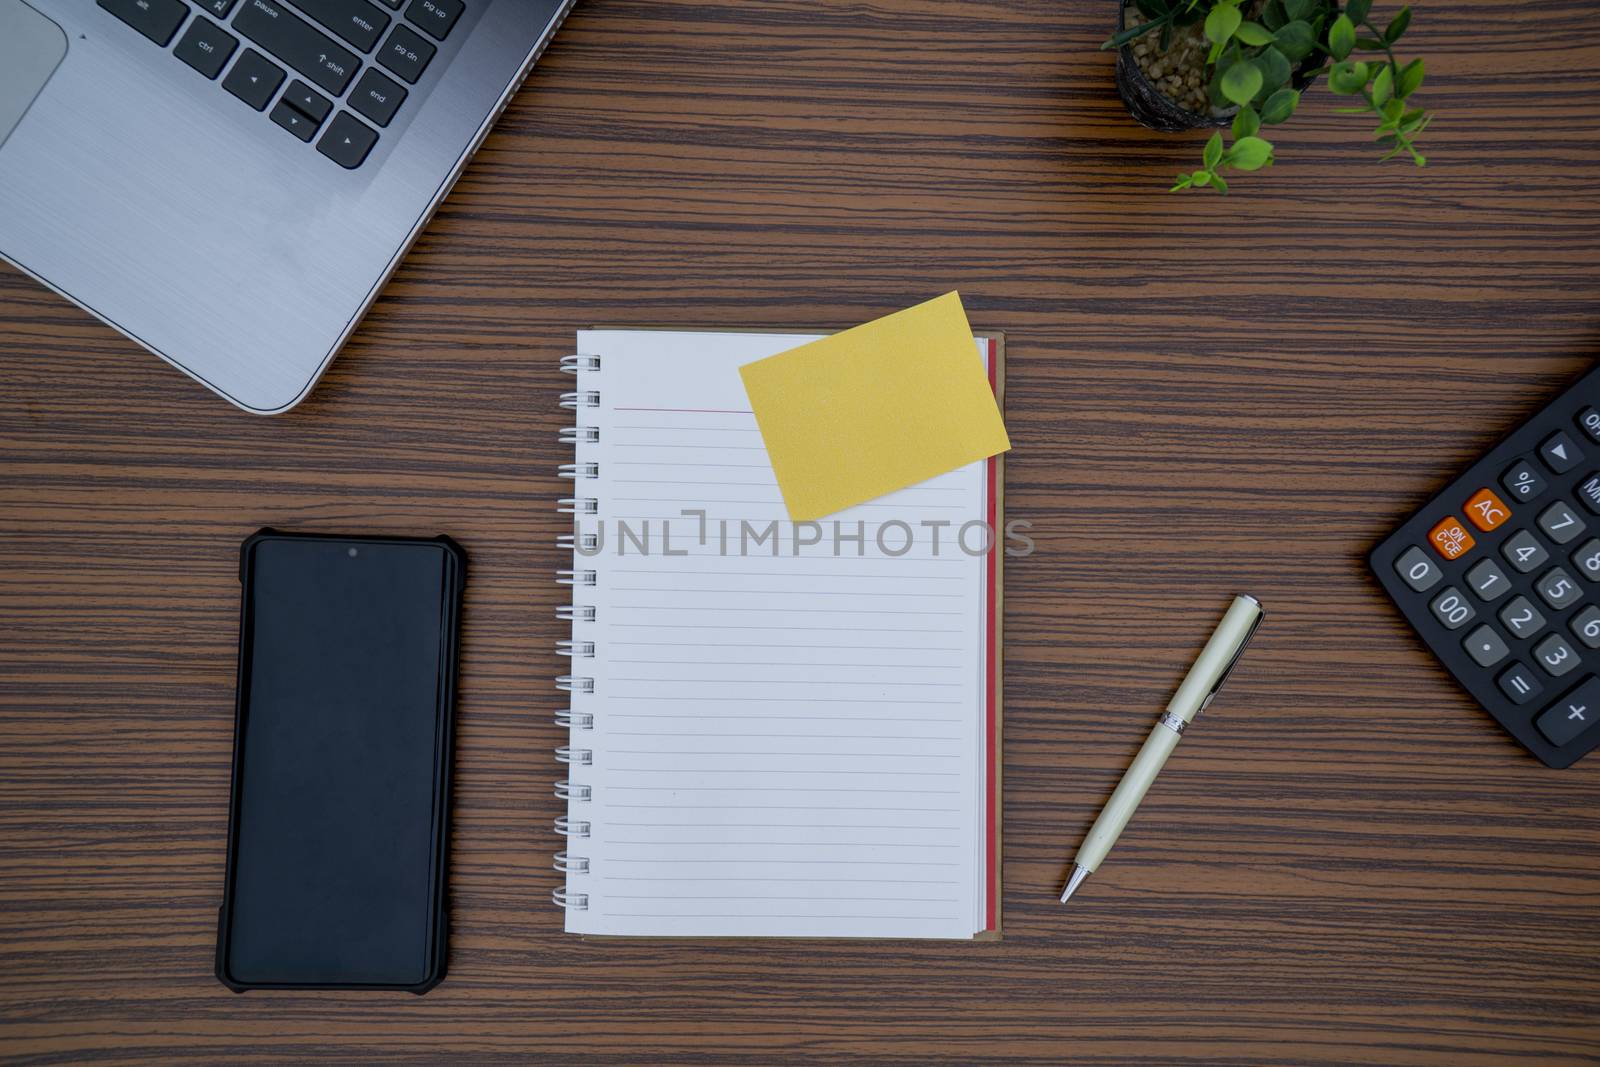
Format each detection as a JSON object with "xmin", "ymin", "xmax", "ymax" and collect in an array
[{"xmin": 739, "ymin": 292, "xmax": 1010, "ymax": 521}]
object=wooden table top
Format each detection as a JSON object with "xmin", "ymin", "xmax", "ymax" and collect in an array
[{"xmin": 4, "ymin": 1, "xmax": 1599, "ymax": 1062}]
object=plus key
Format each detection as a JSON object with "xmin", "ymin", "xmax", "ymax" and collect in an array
[{"xmin": 1536, "ymin": 677, "xmax": 1600, "ymax": 746}]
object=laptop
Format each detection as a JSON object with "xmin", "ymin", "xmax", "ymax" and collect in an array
[{"xmin": 0, "ymin": 0, "xmax": 573, "ymax": 413}]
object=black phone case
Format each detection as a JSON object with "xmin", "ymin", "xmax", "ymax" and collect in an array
[{"xmin": 215, "ymin": 528, "xmax": 467, "ymax": 994}]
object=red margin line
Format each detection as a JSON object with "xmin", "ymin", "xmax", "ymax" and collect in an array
[{"xmin": 984, "ymin": 338, "xmax": 999, "ymax": 933}]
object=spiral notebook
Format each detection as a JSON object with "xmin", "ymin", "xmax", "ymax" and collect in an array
[{"xmin": 555, "ymin": 328, "xmax": 1003, "ymax": 939}]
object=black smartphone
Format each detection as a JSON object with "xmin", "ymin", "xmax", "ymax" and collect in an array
[{"xmin": 216, "ymin": 530, "xmax": 466, "ymax": 993}]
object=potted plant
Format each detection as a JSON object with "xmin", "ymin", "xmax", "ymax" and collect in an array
[{"xmin": 1105, "ymin": 0, "xmax": 1432, "ymax": 192}]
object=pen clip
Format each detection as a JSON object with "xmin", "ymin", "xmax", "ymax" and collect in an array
[{"xmin": 1199, "ymin": 607, "xmax": 1265, "ymax": 714}]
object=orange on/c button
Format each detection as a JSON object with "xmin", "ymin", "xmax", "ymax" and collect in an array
[
  {"xmin": 1464, "ymin": 488, "xmax": 1512, "ymax": 531},
  {"xmin": 1428, "ymin": 516, "xmax": 1476, "ymax": 560}
]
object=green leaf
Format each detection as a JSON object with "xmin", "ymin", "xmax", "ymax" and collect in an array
[
  {"xmin": 1328, "ymin": 14, "xmax": 1356, "ymax": 60},
  {"xmin": 1203, "ymin": 132, "xmax": 1224, "ymax": 170},
  {"xmin": 1210, "ymin": 173, "xmax": 1230, "ymax": 194},
  {"xmin": 1283, "ymin": 0, "xmax": 1312, "ymax": 20},
  {"xmin": 1220, "ymin": 60, "xmax": 1264, "ymax": 105},
  {"xmin": 1225, "ymin": 136, "xmax": 1275, "ymax": 170},
  {"xmin": 1372, "ymin": 63, "xmax": 1393, "ymax": 105},
  {"xmin": 1398, "ymin": 57, "xmax": 1425, "ymax": 98},
  {"xmin": 1170, "ymin": 174, "xmax": 1195, "ymax": 192},
  {"xmin": 1354, "ymin": 36, "xmax": 1387, "ymax": 50},
  {"xmin": 1104, "ymin": 20, "xmax": 1164, "ymax": 49},
  {"xmin": 1232, "ymin": 104, "xmax": 1261, "ymax": 139},
  {"xmin": 1385, "ymin": 5, "xmax": 1412, "ymax": 42},
  {"xmin": 1262, "ymin": 0, "xmax": 1288, "ymax": 31},
  {"xmin": 1345, "ymin": 0, "xmax": 1372, "ymax": 22},
  {"xmin": 1236, "ymin": 21, "xmax": 1274, "ymax": 46},
  {"xmin": 1327, "ymin": 59, "xmax": 1370, "ymax": 94},
  {"xmin": 1256, "ymin": 47, "xmax": 1292, "ymax": 92},
  {"xmin": 1260, "ymin": 87, "xmax": 1299, "ymax": 124},
  {"xmin": 1274, "ymin": 20, "xmax": 1316, "ymax": 61},
  {"xmin": 1400, "ymin": 110, "xmax": 1432, "ymax": 136},
  {"xmin": 1192, "ymin": 170, "xmax": 1213, "ymax": 186},
  {"xmin": 1205, "ymin": 4, "xmax": 1242, "ymax": 46},
  {"xmin": 1382, "ymin": 96, "xmax": 1405, "ymax": 121}
]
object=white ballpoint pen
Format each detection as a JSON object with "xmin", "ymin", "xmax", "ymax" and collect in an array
[{"xmin": 1060, "ymin": 595, "xmax": 1265, "ymax": 905}]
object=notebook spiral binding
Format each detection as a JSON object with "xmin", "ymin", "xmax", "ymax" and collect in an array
[{"xmin": 556, "ymin": 354, "xmax": 601, "ymax": 912}]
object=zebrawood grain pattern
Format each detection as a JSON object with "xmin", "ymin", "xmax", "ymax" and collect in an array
[{"xmin": 4, "ymin": 0, "xmax": 1600, "ymax": 1062}]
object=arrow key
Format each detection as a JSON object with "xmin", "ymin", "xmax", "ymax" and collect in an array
[
  {"xmin": 222, "ymin": 49, "xmax": 286, "ymax": 111},
  {"xmin": 316, "ymin": 112, "xmax": 379, "ymax": 169},
  {"xmin": 1540, "ymin": 430, "xmax": 1584, "ymax": 474},
  {"xmin": 270, "ymin": 99, "xmax": 319, "ymax": 142}
]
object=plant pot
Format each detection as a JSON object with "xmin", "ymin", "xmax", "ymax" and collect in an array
[
  {"xmin": 1114, "ymin": 3, "xmax": 1227, "ymax": 132},
  {"xmin": 1112, "ymin": 1, "xmax": 1326, "ymax": 133}
]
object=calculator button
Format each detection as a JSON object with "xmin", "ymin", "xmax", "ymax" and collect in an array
[
  {"xmin": 1394, "ymin": 546, "xmax": 1443, "ymax": 593},
  {"xmin": 1427, "ymin": 517, "xmax": 1476, "ymax": 561},
  {"xmin": 1497, "ymin": 662, "xmax": 1544, "ymax": 705},
  {"xmin": 1573, "ymin": 539, "xmax": 1600, "ymax": 582},
  {"xmin": 1499, "ymin": 596, "xmax": 1547, "ymax": 640},
  {"xmin": 1428, "ymin": 587, "xmax": 1475, "ymax": 631},
  {"xmin": 1577, "ymin": 473, "xmax": 1600, "ymax": 514},
  {"xmin": 1579, "ymin": 408, "xmax": 1600, "ymax": 444},
  {"xmin": 1535, "ymin": 677, "xmax": 1600, "ymax": 745},
  {"xmin": 1462, "ymin": 625, "xmax": 1509, "ymax": 668},
  {"xmin": 1501, "ymin": 530, "xmax": 1549, "ymax": 573},
  {"xmin": 1501, "ymin": 461, "xmax": 1546, "ymax": 504},
  {"xmin": 1464, "ymin": 558, "xmax": 1511, "ymax": 601},
  {"xmin": 1534, "ymin": 633, "xmax": 1581, "ymax": 677},
  {"xmin": 1540, "ymin": 431, "xmax": 1584, "ymax": 474},
  {"xmin": 1535, "ymin": 566, "xmax": 1583, "ymax": 611},
  {"xmin": 1570, "ymin": 605, "xmax": 1600, "ymax": 649},
  {"xmin": 1463, "ymin": 488, "xmax": 1512, "ymax": 531},
  {"xmin": 1537, "ymin": 502, "xmax": 1587, "ymax": 545}
]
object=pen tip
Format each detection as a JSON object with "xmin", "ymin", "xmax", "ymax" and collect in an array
[{"xmin": 1059, "ymin": 865, "xmax": 1091, "ymax": 905}]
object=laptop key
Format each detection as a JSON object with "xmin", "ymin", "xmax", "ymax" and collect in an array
[
  {"xmin": 377, "ymin": 24, "xmax": 437, "ymax": 84},
  {"xmin": 175, "ymin": 18, "xmax": 239, "ymax": 80},
  {"xmin": 406, "ymin": 0, "xmax": 463, "ymax": 41},
  {"xmin": 316, "ymin": 112, "xmax": 378, "ymax": 169},
  {"xmin": 282, "ymin": 80, "xmax": 332, "ymax": 124},
  {"xmin": 349, "ymin": 68, "xmax": 407, "ymax": 127},
  {"xmin": 234, "ymin": 0, "xmax": 360, "ymax": 96},
  {"xmin": 292, "ymin": 0, "xmax": 391, "ymax": 53},
  {"xmin": 197, "ymin": 0, "xmax": 240, "ymax": 16},
  {"xmin": 222, "ymin": 49, "xmax": 285, "ymax": 111},
  {"xmin": 98, "ymin": 0, "xmax": 188, "ymax": 46},
  {"xmin": 270, "ymin": 99, "xmax": 320, "ymax": 142}
]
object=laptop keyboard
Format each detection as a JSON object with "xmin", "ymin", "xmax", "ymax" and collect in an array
[{"xmin": 97, "ymin": 0, "xmax": 464, "ymax": 169}]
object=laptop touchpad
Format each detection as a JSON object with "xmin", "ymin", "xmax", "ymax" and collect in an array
[{"xmin": 0, "ymin": 0, "xmax": 68, "ymax": 151}]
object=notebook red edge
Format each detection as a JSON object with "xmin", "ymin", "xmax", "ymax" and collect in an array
[{"xmin": 983, "ymin": 335, "xmax": 1003, "ymax": 937}]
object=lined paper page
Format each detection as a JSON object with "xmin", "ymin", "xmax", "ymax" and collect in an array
[{"xmin": 563, "ymin": 330, "xmax": 993, "ymax": 939}]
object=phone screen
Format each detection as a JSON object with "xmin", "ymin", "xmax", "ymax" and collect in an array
[{"xmin": 221, "ymin": 535, "xmax": 458, "ymax": 988}]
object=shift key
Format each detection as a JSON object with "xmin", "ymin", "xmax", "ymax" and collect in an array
[{"xmin": 234, "ymin": 0, "xmax": 359, "ymax": 95}]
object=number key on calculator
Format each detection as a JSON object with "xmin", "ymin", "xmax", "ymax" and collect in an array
[{"xmin": 1372, "ymin": 365, "xmax": 1600, "ymax": 767}]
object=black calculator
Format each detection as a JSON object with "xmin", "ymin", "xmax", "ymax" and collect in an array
[{"xmin": 1372, "ymin": 364, "xmax": 1600, "ymax": 768}]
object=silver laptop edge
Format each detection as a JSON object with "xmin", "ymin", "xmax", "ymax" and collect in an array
[{"xmin": 0, "ymin": 0, "xmax": 575, "ymax": 414}]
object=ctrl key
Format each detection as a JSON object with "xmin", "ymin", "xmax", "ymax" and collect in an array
[
  {"xmin": 316, "ymin": 112, "xmax": 378, "ymax": 169},
  {"xmin": 1535, "ymin": 676, "xmax": 1600, "ymax": 746}
]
